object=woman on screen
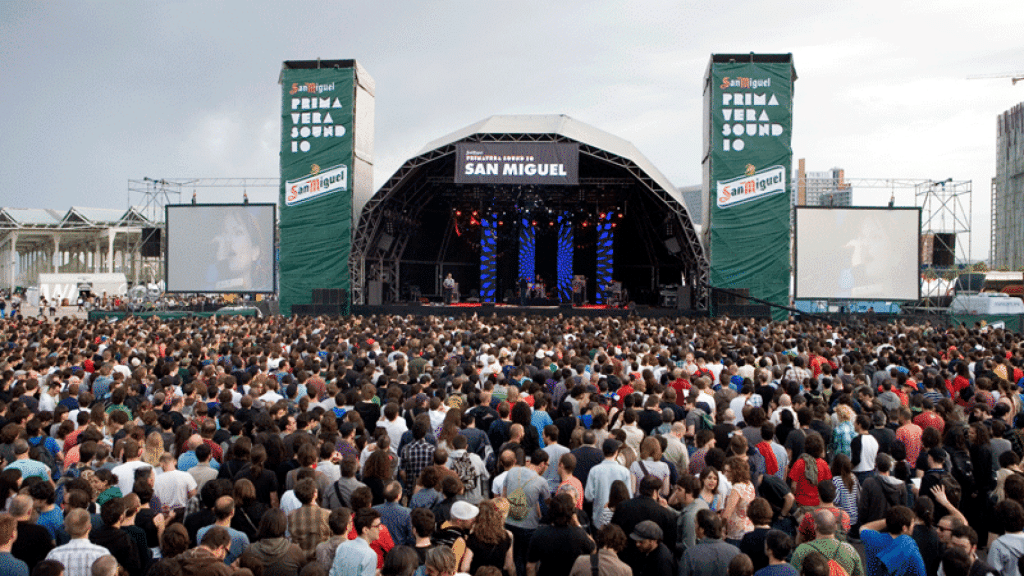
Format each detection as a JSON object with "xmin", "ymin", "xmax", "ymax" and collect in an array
[{"xmin": 206, "ymin": 208, "xmax": 272, "ymax": 292}]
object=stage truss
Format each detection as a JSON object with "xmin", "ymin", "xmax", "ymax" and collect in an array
[
  {"xmin": 794, "ymin": 176, "xmax": 973, "ymax": 305},
  {"xmin": 127, "ymin": 177, "xmax": 279, "ymax": 287}
]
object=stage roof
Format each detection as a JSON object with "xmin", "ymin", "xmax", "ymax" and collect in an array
[{"xmin": 417, "ymin": 114, "xmax": 696, "ymax": 224}]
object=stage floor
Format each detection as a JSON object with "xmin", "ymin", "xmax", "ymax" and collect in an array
[{"xmin": 346, "ymin": 303, "xmax": 704, "ymax": 318}]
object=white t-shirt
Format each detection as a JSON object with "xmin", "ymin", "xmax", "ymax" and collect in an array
[
  {"xmin": 111, "ymin": 461, "xmax": 152, "ymax": 496},
  {"xmin": 153, "ymin": 469, "xmax": 197, "ymax": 509}
]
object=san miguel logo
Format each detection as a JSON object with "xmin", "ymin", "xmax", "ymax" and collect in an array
[
  {"xmin": 716, "ymin": 165, "xmax": 786, "ymax": 209},
  {"xmin": 286, "ymin": 164, "xmax": 347, "ymax": 207}
]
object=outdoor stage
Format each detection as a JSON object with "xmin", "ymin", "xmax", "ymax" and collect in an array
[{"xmin": 344, "ymin": 302, "xmax": 708, "ymax": 319}]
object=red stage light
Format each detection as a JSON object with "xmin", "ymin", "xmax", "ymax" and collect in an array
[
  {"xmin": 618, "ymin": 213, "xmax": 623, "ymax": 218},
  {"xmin": 582, "ymin": 221, "xmax": 588, "ymax": 227},
  {"xmin": 611, "ymin": 222, "xmax": 617, "ymax": 228},
  {"xmin": 455, "ymin": 210, "xmax": 461, "ymax": 216},
  {"xmin": 472, "ymin": 210, "xmax": 478, "ymax": 216},
  {"xmin": 498, "ymin": 220, "xmax": 504, "ymax": 226},
  {"xmin": 600, "ymin": 213, "xmax": 606, "ymax": 219},
  {"xmin": 532, "ymin": 220, "xmax": 537, "ymax": 226}
]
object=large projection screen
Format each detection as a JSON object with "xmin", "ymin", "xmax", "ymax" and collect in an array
[
  {"xmin": 166, "ymin": 204, "xmax": 276, "ymax": 293},
  {"xmin": 795, "ymin": 207, "xmax": 920, "ymax": 301}
]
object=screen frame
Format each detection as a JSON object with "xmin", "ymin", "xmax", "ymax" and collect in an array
[
  {"xmin": 793, "ymin": 206, "xmax": 922, "ymax": 302},
  {"xmin": 164, "ymin": 203, "xmax": 277, "ymax": 294}
]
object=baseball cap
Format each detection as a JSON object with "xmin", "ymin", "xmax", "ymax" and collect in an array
[
  {"xmin": 630, "ymin": 520, "xmax": 663, "ymax": 541},
  {"xmin": 451, "ymin": 501, "xmax": 479, "ymax": 521}
]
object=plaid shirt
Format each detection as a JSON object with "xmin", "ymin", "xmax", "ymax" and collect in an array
[
  {"xmin": 399, "ymin": 438, "xmax": 435, "ymax": 490},
  {"xmin": 46, "ymin": 538, "xmax": 111, "ymax": 576},
  {"xmin": 288, "ymin": 504, "xmax": 331, "ymax": 552}
]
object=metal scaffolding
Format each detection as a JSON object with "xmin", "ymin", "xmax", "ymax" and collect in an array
[{"xmin": 126, "ymin": 177, "xmax": 278, "ymax": 285}]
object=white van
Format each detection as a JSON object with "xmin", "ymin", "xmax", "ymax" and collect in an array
[{"xmin": 949, "ymin": 292, "xmax": 1024, "ymax": 315}]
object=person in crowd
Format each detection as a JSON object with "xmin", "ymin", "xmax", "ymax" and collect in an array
[
  {"xmin": 44, "ymin": 508, "xmax": 110, "ymax": 576},
  {"xmin": 460, "ymin": 498, "xmax": 513, "ymax": 575},
  {"xmin": 739, "ymin": 498, "xmax": 775, "ymax": 572},
  {"xmin": 860, "ymin": 506, "xmax": 927, "ymax": 576},
  {"xmin": 330, "ymin": 508, "xmax": 383, "ymax": 576},
  {"xmin": 569, "ymin": 523, "xmax": 631, "ymax": 576},
  {"xmin": 680, "ymin": 509, "xmax": 740, "ymax": 576},
  {"xmin": 195, "ymin": 496, "xmax": 249, "ymax": 566},
  {"xmin": 629, "ymin": 520, "xmax": 675, "ymax": 576},
  {"xmin": 0, "ymin": 513, "xmax": 29, "ymax": 576},
  {"xmin": 753, "ymin": 530, "xmax": 798, "ymax": 576},
  {"xmin": 790, "ymin": 509, "xmax": 864, "ymax": 576},
  {"xmin": 238, "ymin": 508, "xmax": 306, "ymax": 576}
]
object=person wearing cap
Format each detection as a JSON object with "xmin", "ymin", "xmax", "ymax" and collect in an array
[
  {"xmin": 629, "ymin": 519, "xmax": 675, "ymax": 576},
  {"xmin": 680, "ymin": 509, "xmax": 740, "ymax": 576},
  {"xmin": 585, "ymin": 439, "xmax": 632, "ymax": 529},
  {"xmin": 434, "ymin": 500, "xmax": 477, "ymax": 569}
]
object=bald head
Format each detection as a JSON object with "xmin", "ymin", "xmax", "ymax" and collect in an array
[
  {"xmin": 187, "ymin": 435, "xmax": 203, "ymax": 450},
  {"xmin": 779, "ymin": 394, "xmax": 792, "ymax": 408},
  {"xmin": 814, "ymin": 509, "xmax": 837, "ymax": 537}
]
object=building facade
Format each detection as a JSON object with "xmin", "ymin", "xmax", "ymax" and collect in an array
[
  {"xmin": 992, "ymin": 102, "xmax": 1024, "ymax": 270},
  {"xmin": 794, "ymin": 159, "xmax": 852, "ymax": 206}
]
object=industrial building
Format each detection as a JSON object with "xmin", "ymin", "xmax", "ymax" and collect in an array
[
  {"xmin": 794, "ymin": 159, "xmax": 853, "ymax": 206},
  {"xmin": 992, "ymin": 102, "xmax": 1024, "ymax": 270},
  {"xmin": 0, "ymin": 207, "xmax": 161, "ymax": 292}
]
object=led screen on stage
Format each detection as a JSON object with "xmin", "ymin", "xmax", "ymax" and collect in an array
[
  {"xmin": 795, "ymin": 207, "xmax": 920, "ymax": 301},
  {"xmin": 166, "ymin": 204, "xmax": 276, "ymax": 293},
  {"xmin": 455, "ymin": 142, "xmax": 579, "ymax": 185}
]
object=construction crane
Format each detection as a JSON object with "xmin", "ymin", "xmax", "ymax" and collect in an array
[{"xmin": 967, "ymin": 72, "xmax": 1024, "ymax": 85}]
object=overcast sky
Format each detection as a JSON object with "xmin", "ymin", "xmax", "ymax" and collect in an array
[{"xmin": 2, "ymin": 1, "xmax": 1021, "ymax": 261}]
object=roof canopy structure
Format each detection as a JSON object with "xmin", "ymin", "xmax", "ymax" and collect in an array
[
  {"xmin": 351, "ymin": 114, "xmax": 709, "ymax": 308},
  {"xmin": 0, "ymin": 206, "xmax": 159, "ymax": 291}
]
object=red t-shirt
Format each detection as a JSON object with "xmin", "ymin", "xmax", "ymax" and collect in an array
[{"xmin": 788, "ymin": 457, "xmax": 832, "ymax": 506}]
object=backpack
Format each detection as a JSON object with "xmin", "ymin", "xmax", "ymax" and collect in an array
[
  {"xmin": 507, "ymin": 476, "xmax": 531, "ymax": 521},
  {"xmin": 451, "ymin": 452, "xmax": 479, "ymax": 493},
  {"xmin": 949, "ymin": 449, "xmax": 976, "ymax": 497},
  {"xmin": 697, "ymin": 411, "xmax": 715, "ymax": 432}
]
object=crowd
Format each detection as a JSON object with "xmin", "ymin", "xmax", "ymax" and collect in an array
[{"xmin": 0, "ymin": 311, "xmax": 1022, "ymax": 576}]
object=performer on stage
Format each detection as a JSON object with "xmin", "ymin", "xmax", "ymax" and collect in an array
[
  {"xmin": 443, "ymin": 273, "xmax": 455, "ymax": 304},
  {"xmin": 533, "ymin": 274, "xmax": 546, "ymax": 298},
  {"xmin": 572, "ymin": 275, "xmax": 586, "ymax": 306}
]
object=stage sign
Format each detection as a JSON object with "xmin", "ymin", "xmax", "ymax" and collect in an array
[
  {"xmin": 455, "ymin": 142, "xmax": 579, "ymax": 185},
  {"xmin": 279, "ymin": 64, "xmax": 355, "ymax": 315},
  {"xmin": 703, "ymin": 54, "xmax": 796, "ymax": 321}
]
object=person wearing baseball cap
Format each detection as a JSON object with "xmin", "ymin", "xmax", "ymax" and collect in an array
[
  {"xmin": 434, "ymin": 500, "xmax": 477, "ymax": 569},
  {"xmin": 629, "ymin": 520, "xmax": 675, "ymax": 576}
]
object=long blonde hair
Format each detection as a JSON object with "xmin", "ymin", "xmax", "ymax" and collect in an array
[{"xmin": 143, "ymin": 431, "xmax": 164, "ymax": 467}]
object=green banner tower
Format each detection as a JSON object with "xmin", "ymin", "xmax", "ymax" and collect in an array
[
  {"xmin": 279, "ymin": 60, "xmax": 374, "ymax": 316},
  {"xmin": 702, "ymin": 54, "xmax": 796, "ymax": 321}
]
